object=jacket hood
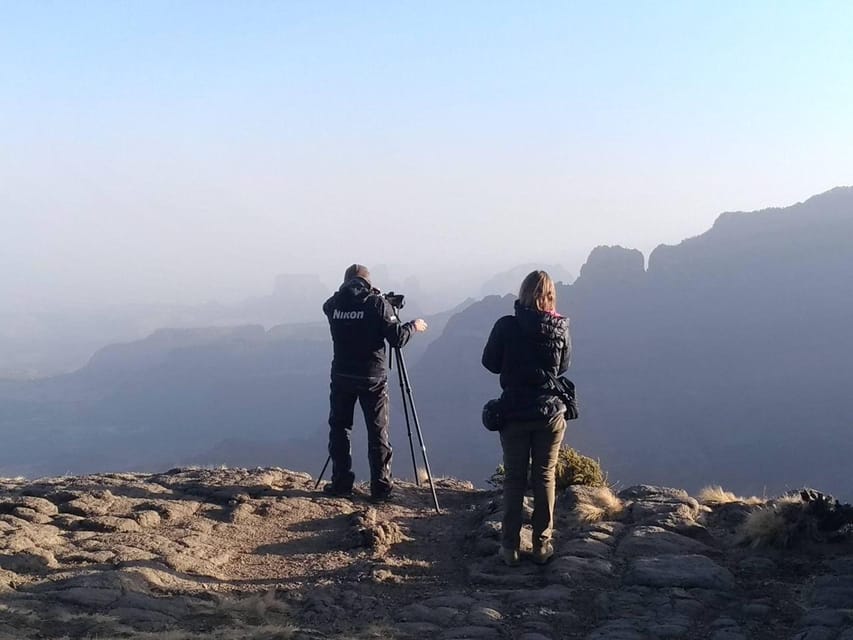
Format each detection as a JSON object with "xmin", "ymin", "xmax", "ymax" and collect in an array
[
  {"xmin": 514, "ymin": 300, "xmax": 567, "ymax": 340},
  {"xmin": 337, "ymin": 277, "xmax": 373, "ymax": 303}
]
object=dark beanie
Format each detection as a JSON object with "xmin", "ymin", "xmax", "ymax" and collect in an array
[{"xmin": 344, "ymin": 263, "xmax": 371, "ymax": 284}]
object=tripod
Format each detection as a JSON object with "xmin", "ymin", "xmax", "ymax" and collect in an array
[{"xmin": 315, "ymin": 330, "xmax": 441, "ymax": 514}]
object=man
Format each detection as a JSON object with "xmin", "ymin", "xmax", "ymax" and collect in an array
[{"xmin": 322, "ymin": 264, "xmax": 428, "ymax": 502}]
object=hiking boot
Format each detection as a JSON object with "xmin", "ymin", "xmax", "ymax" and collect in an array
[
  {"xmin": 531, "ymin": 540, "xmax": 554, "ymax": 565},
  {"xmin": 322, "ymin": 483, "xmax": 352, "ymax": 497},
  {"xmin": 369, "ymin": 489, "xmax": 393, "ymax": 504},
  {"xmin": 500, "ymin": 547, "xmax": 521, "ymax": 567}
]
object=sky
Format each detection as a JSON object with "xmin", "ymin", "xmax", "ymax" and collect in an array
[{"xmin": 2, "ymin": 1, "xmax": 852, "ymax": 310}]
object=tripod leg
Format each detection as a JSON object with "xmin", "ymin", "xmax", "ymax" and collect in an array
[
  {"xmin": 394, "ymin": 347, "xmax": 420, "ymax": 486},
  {"xmin": 314, "ymin": 455, "xmax": 331, "ymax": 491},
  {"xmin": 396, "ymin": 349, "xmax": 441, "ymax": 514}
]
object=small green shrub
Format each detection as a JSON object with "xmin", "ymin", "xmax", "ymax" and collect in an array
[
  {"xmin": 487, "ymin": 446, "xmax": 606, "ymax": 491},
  {"xmin": 555, "ymin": 446, "xmax": 606, "ymax": 490}
]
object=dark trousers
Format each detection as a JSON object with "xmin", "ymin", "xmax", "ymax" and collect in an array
[
  {"xmin": 328, "ymin": 375, "xmax": 392, "ymax": 495},
  {"xmin": 499, "ymin": 414, "xmax": 566, "ymax": 551}
]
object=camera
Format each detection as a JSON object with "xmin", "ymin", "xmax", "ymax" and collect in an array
[{"xmin": 383, "ymin": 291, "xmax": 405, "ymax": 309}]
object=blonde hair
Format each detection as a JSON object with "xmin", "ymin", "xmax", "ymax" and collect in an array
[{"xmin": 518, "ymin": 270, "xmax": 556, "ymax": 312}]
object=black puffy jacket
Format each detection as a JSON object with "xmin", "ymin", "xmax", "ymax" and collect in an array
[
  {"xmin": 482, "ymin": 300, "xmax": 571, "ymax": 421},
  {"xmin": 323, "ymin": 277, "xmax": 416, "ymax": 380}
]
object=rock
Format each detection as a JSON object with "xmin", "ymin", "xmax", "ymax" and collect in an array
[
  {"xmin": 671, "ymin": 597, "xmax": 705, "ymax": 619},
  {"xmin": 737, "ymin": 556, "xmax": 777, "ymax": 575},
  {"xmin": 586, "ymin": 620, "xmax": 648, "ymax": 640},
  {"xmin": 467, "ymin": 607, "xmax": 503, "ymax": 626},
  {"xmin": 78, "ymin": 516, "xmax": 142, "ymax": 533},
  {"xmin": 742, "ymin": 602, "xmax": 772, "ymax": 618},
  {"xmin": 479, "ymin": 520, "xmax": 502, "ymax": 539},
  {"xmin": 710, "ymin": 617, "xmax": 738, "ymax": 629},
  {"xmin": 113, "ymin": 591, "xmax": 191, "ymax": 618},
  {"xmin": 710, "ymin": 630, "xmax": 747, "ymax": 640},
  {"xmin": 147, "ymin": 500, "xmax": 201, "ymax": 522},
  {"xmin": 689, "ymin": 588, "xmax": 735, "ymax": 608},
  {"xmin": 583, "ymin": 530, "xmax": 617, "ymax": 544},
  {"xmin": 825, "ymin": 556, "xmax": 853, "ymax": 575},
  {"xmin": 616, "ymin": 526, "xmax": 713, "ymax": 557},
  {"xmin": 344, "ymin": 508, "xmax": 408, "ymax": 549},
  {"xmin": 162, "ymin": 552, "xmax": 222, "ymax": 578},
  {"xmin": 56, "ymin": 548, "xmax": 117, "ymax": 564},
  {"xmin": 134, "ymin": 510, "xmax": 162, "ymax": 528},
  {"xmin": 228, "ymin": 502, "xmax": 256, "ymax": 524},
  {"xmin": 62, "ymin": 491, "xmax": 116, "ymax": 517},
  {"xmin": 397, "ymin": 622, "xmax": 442, "ymax": 636},
  {"xmin": 631, "ymin": 501, "xmax": 699, "ymax": 529},
  {"xmin": 809, "ymin": 575, "xmax": 853, "ymax": 608},
  {"xmin": 31, "ymin": 571, "xmax": 146, "ymax": 608},
  {"xmin": 799, "ymin": 609, "xmax": 849, "ymax": 627},
  {"xmin": 12, "ymin": 507, "xmax": 54, "ymax": 524},
  {"xmin": 583, "ymin": 521, "xmax": 625, "ymax": 536},
  {"xmin": 440, "ymin": 625, "xmax": 501, "ymax": 639},
  {"xmin": 52, "ymin": 514, "xmax": 84, "ymax": 530},
  {"xmin": 422, "ymin": 595, "xmax": 477, "ymax": 609},
  {"xmin": 0, "ymin": 567, "xmax": 19, "ymax": 591},
  {"xmin": 507, "ymin": 584, "xmax": 572, "ymax": 607},
  {"xmin": 13, "ymin": 496, "xmax": 60, "ymax": 516},
  {"xmin": 0, "ymin": 514, "xmax": 30, "ymax": 530},
  {"xmin": 0, "ymin": 548, "xmax": 57, "ymax": 573},
  {"xmin": 106, "ymin": 607, "xmax": 174, "ymax": 630},
  {"xmin": 472, "ymin": 537, "xmax": 501, "ymax": 556},
  {"xmin": 625, "ymin": 555, "xmax": 735, "ymax": 590},
  {"xmin": 647, "ymin": 622, "xmax": 689, "ymax": 638},
  {"xmin": 560, "ymin": 537, "xmax": 612, "ymax": 558},
  {"xmin": 550, "ymin": 555, "xmax": 613, "ymax": 583},
  {"xmin": 618, "ymin": 485, "xmax": 694, "ymax": 505},
  {"xmin": 791, "ymin": 628, "xmax": 838, "ymax": 640},
  {"xmin": 706, "ymin": 502, "xmax": 757, "ymax": 529}
]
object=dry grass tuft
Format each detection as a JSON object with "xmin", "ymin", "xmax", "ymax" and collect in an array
[
  {"xmin": 699, "ymin": 485, "xmax": 767, "ymax": 506},
  {"xmin": 737, "ymin": 494, "xmax": 805, "ymax": 548},
  {"xmin": 570, "ymin": 486, "xmax": 625, "ymax": 525},
  {"xmin": 416, "ymin": 467, "xmax": 430, "ymax": 485},
  {"xmin": 698, "ymin": 485, "xmax": 739, "ymax": 505}
]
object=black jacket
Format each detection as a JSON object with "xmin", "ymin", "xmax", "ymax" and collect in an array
[
  {"xmin": 482, "ymin": 300, "xmax": 571, "ymax": 421},
  {"xmin": 323, "ymin": 277, "xmax": 415, "ymax": 380}
]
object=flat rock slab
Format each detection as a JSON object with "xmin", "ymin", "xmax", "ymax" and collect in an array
[
  {"xmin": 507, "ymin": 584, "xmax": 572, "ymax": 607},
  {"xmin": 549, "ymin": 555, "xmax": 613, "ymax": 584},
  {"xmin": 616, "ymin": 526, "xmax": 714, "ymax": 557},
  {"xmin": 790, "ymin": 627, "xmax": 839, "ymax": 640},
  {"xmin": 560, "ymin": 537, "xmax": 613, "ymax": 558},
  {"xmin": 625, "ymin": 554, "xmax": 735, "ymax": 590},
  {"xmin": 809, "ymin": 575, "xmax": 853, "ymax": 608}
]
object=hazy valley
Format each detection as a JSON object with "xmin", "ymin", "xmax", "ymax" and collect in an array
[{"xmin": 1, "ymin": 187, "xmax": 852, "ymax": 502}]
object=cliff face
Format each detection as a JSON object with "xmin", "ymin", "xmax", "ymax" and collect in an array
[{"xmin": 1, "ymin": 467, "xmax": 851, "ymax": 639}]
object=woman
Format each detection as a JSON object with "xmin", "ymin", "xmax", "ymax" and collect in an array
[{"xmin": 482, "ymin": 270, "xmax": 571, "ymax": 566}]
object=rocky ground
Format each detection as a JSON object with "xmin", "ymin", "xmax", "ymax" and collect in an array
[{"xmin": 0, "ymin": 467, "xmax": 852, "ymax": 639}]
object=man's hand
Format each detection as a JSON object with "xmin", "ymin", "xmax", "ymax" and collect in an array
[{"xmin": 412, "ymin": 318, "xmax": 428, "ymax": 332}]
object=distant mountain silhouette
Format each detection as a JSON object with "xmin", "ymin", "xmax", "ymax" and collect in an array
[
  {"xmin": 480, "ymin": 263, "xmax": 574, "ymax": 297},
  {"xmin": 0, "ymin": 299, "xmax": 470, "ymax": 479},
  {"xmin": 0, "ymin": 273, "xmax": 331, "ymax": 379},
  {"xmin": 414, "ymin": 186, "xmax": 853, "ymax": 499}
]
